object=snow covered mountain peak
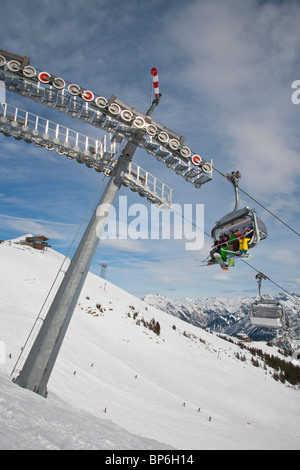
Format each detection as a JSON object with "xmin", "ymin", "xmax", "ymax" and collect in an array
[{"xmin": 143, "ymin": 292, "xmax": 300, "ymax": 350}]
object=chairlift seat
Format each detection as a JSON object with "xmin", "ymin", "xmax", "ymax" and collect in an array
[{"xmin": 250, "ymin": 301, "xmax": 284, "ymax": 329}]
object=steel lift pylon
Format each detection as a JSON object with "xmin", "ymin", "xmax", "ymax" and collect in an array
[
  {"xmin": 15, "ymin": 117, "xmax": 153, "ymax": 396},
  {"xmin": 0, "ymin": 50, "xmax": 213, "ymax": 396}
]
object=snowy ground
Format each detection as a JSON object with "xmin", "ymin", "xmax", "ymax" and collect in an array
[
  {"xmin": 0, "ymin": 373, "xmax": 172, "ymax": 450},
  {"xmin": 0, "ymin": 240, "xmax": 299, "ymax": 450}
]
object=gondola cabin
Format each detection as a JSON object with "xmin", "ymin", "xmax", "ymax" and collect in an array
[
  {"xmin": 250, "ymin": 300, "xmax": 284, "ymax": 329},
  {"xmin": 211, "ymin": 207, "xmax": 268, "ymax": 252}
]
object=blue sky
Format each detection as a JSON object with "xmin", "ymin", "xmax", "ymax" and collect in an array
[{"xmin": 0, "ymin": 0, "xmax": 300, "ymax": 300}]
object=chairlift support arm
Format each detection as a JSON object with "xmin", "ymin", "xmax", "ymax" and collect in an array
[
  {"xmin": 255, "ymin": 272, "xmax": 268, "ymax": 299},
  {"xmin": 0, "ymin": 49, "xmax": 213, "ymax": 189},
  {"xmin": 225, "ymin": 171, "xmax": 241, "ymax": 211}
]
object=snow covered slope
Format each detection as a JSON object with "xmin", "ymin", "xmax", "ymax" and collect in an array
[
  {"xmin": 0, "ymin": 374, "xmax": 172, "ymax": 450},
  {"xmin": 0, "ymin": 240, "xmax": 299, "ymax": 450}
]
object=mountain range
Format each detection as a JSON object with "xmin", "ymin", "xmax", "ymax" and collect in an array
[{"xmin": 143, "ymin": 293, "xmax": 300, "ymax": 351}]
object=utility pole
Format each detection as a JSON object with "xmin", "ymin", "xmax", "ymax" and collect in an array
[
  {"xmin": 15, "ymin": 98, "xmax": 160, "ymax": 396},
  {"xmin": 99, "ymin": 263, "xmax": 108, "ymax": 279}
]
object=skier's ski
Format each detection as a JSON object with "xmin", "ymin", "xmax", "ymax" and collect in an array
[{"xmin": 214, "ymin": 253, "xmax": 229, "ymax": 271}]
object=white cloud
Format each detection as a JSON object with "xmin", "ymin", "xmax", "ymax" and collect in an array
[
  {"xmin": 0, "ymin": 214, "xmax": 76, "ymax": 240},
  {"xmin": 265, "ymin": 248, "xmax": 299, "ymax": 266},
  {"xmin": 165, "ymin": 0, "xmax": 300, "ymax": 198},
  {"xmin": 226, "ymin": 114, "xmax": 300, "ymax": 195},
  {"xmin": 100, "ymin": 238, "xmax": 149, "ymax": 253},
  {"xmin": 212, "ymin": 272, "xmax": 232, "ymax": 282}
]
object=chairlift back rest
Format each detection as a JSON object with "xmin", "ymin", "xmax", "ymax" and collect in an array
[
  {"xmin": 211, "ymin": 209, "xmax": 253, "ymax": 240},
  {"xmin": 211, "ymin": 208, "xmax": 267, "ymax": 249},
  {"xmin": 251, "ymin": 303, "xmax": 283, "ymax": 319}
]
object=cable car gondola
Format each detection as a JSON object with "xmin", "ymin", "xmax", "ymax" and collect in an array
[
  {"xmin": 250, "ymin": 273, "xmax": 285, "ymax": 329},
  {"xmin": 210, "ymin": 172, "xmax": 268, "ymax": 260}
]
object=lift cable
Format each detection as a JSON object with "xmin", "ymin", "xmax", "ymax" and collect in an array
[
  {"xmin": 239, "ymin": 257, "xmax": 300, "ymax": 305},
  {"xmin": 171, "ymin": 205, "xmax": 300, "ymax": 306},
  {"xmin": 209, "ymin": 164, "xmax": 300, "ymax": 300},
  {"xmin": 238, "ymin": 186, "xmax": 300, "ymax": 238},
  {"xmin": 211, "ymin": 165, "xmax": 300, "ymax": 239}
]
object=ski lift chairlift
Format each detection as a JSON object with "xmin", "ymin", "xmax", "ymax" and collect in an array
[
  {"xmin": 211, "ymin": 171, "xmax": 268, "ymax": 253},
  {"xmin": 250, "ymin": 273, "xmax": 285, "ymax": 329}
]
